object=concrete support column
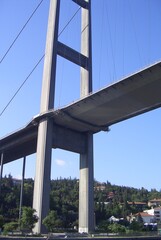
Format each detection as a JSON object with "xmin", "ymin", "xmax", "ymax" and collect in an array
[
  {"xmin": 80, "ymin": 0, "xmax": 92, "ymax": 97},
  {"xmin": 79, "ymin": 0, "xmax": 94, "ymax": 233},
  {"xmin": 0, "ymin": 152, "xmax": 4, "ymax": 194},
  {"xmin": 33, "ymin": 0, "xmax": 60, "ymax": 234},
  {"xmin": 19, "ymin": 156, "xmax": 26, "ymax": 229},
  {"xmin": 79, "ymin": 133, "xmax": 94, "ymax": 233},
  {"xmin": 33, "ymin": 119, "xmax": 53, "ymax": 233}
]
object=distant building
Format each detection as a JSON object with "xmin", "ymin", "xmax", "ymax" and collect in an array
[
  {"xmin": 107, "ymin": 191, "xmax": 114, "ymax": 199},
  {"xmin": 13, "ymin": 178, "xmax": 22, "ymax": 185},
  {"xmin": 154, "ymin": 208, "xmax": 161, "ymax": 222},
  {"xmin": 95, "ymin": 185, "xmax": 106, "ymax": 191},
  {"xmin": 108, "ymin": 216, "xmax": 119, "ymax": 223},
  {"xmin": 135, "ymin": 212, "xmax": 155, "ymax": 224},
  {"xmin": 127, "ymin": 201, "xmax": 147, "ymax": 207},
  {"xmin": 148, "ymin": 199, "xmax": 161, "ymax": 207},
  {"xmin": 144, "ymin": 207, "xmax": 161, "ymax": 222},
  {"xmin": 96, "ymin": 202, "xmax": 109, "ymax": 205}
]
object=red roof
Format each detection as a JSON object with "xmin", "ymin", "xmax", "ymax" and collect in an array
[
  {"xmin": 127, "ymin": 201, "xmax": 146, "ymax": 205},
  {"xmin": 135, "ymin": 212, "xmax": 154, "ymax": 217},
  {"xmin": 149, "ymin": 199, "xmax": 161, "ymax": 202}
]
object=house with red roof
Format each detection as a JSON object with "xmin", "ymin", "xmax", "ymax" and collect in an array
[{"xmin": 135, "ymin": 212, "xmax": 155, "ymax": 224}]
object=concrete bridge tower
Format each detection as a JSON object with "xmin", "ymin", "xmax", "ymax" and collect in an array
[{"xmin": 33, "ymin": 0, "xmax": 94, "ymax": 233}]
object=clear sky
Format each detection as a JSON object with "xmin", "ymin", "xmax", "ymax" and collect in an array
[{"xmin": 1, "ymin": 0, "xmax": 161, "ymax": 190}]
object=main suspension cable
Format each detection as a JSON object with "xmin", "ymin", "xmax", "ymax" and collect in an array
[
  {"xmin": 0, "ymin": 0, "xmax": 44, "ymax": 64},
  {"xmin": 0, "ymin": 55, "xmax": 45, "ymax": 117},
  {"xmin": 0, "ymin": 5, "xmax": 81, "ymax": 117}
]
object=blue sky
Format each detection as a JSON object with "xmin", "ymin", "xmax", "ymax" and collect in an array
[{"xmin": 1, "ymin": 0, "xmax": 161, "ymax": 190}]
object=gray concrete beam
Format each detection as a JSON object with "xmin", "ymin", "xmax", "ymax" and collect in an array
[
  {"xmin": 0, "ymin": 122, "xmax": 87, "ymax": 164},
  {"xmin": 52, "ymin": 125, "xmax": 87, "ymax": 154},
  {"xmin": 0, "ymin": 126, "xmax": 37, "ymax": 153},
  {"xmin": 57, "ymin": 41, "xmax": 88, "ymax": 69},
  {"xmin": 72, "ymin": 0, "xmax": 89, "ymax": 9}
]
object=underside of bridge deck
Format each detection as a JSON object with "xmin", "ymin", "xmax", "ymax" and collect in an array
[{"xmin": 1, "ymin": 61, "xmax": 161, "ymax": 164}]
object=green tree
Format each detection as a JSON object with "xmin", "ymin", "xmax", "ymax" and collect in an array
[
  {"xmin": 95, "ymin": 202, "xmax": 107, "ymax": 224},
  {"xmin": 20, "ymin": 207, "xmax": 38, "ymax": 232},
  {"xmin": 23, "ymin": 181, "xmax": 34, "ymax": 207},
  {"xmin": 97, "ymin": 220, "xmax": 109, "ymax": 232},
  {"xmin": 43, "ymin": 210, "xmax": 63, "ymax": 232},
  {"xmin": 137, "ymin": 213, "xmax": 144, "ymax": 224},
  {"xmin": 3, "ymin": 222, "xmax": 18, "ymax": 234},
  {"xmin": 108, "ymin": 223, "xmax": 126, "ymax": 233},
  {"xmin": 0, "ymin": 215, "xmax": 4, "ymax": 228},
  {"xmin": 129, "ymin": 219, "xmax": 144, "ymax": 231}
]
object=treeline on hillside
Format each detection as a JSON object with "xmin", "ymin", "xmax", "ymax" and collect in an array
[{"xmin": 0, "ymin": 175, "xmax": 161, "ymax": 229}]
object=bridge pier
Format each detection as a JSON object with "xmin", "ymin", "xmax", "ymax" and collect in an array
[
  {"xmin": 33, "ymin": 0, "xmax": 94, "ymax": 234},
  {"xmin": 0, "ymin": 152, "xmax": 4, "ymax": 194},
  {"xmin": 33, "ymin": 119, "xmax": 53, "ymax": 233},
  {"xmin": 79, "ymin": 133, "xmax": 94, "ymax": 233},
  {"xmin": 19, "ymin": 156, "xmax": 26, "ymax": 229},
  {"xmin": 79, "ymin": 0, "xmax": 94, "ymax": 233},
  {"xmin": 33, "ymin": 0, "xmax": 60, "ymax": 233}
]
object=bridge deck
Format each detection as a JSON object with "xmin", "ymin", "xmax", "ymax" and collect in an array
[{"xmin": 1, "ymin": 61, "xmax": 161, "ymax": 163}]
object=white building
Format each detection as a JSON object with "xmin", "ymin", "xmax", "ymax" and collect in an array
[
  {"xmin": 148, "ymin": 199, "xmax": 161, "ymax": 207},
  {"xmin": 108, "ymin": 216, "xmax": 119, "ymax": 223},
  {"xmin": 135, "ymin": 212, "xmax": 155, "ymax": 224},
  {"xmin": 144, "ymin": 207, "xmax": 161, "ymax": 222}
]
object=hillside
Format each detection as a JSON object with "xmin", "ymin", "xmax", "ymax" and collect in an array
[{"xmin": 0, "ymin": 175, "xmax": 161, "ymax": 228}]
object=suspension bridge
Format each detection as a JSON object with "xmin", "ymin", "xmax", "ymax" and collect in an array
[{"xmin": 1, "ymin": 0, "xmax": 161, "ymax": 234}]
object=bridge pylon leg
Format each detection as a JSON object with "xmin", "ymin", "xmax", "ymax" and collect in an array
[
  {"xmin": 33, "ymin": 0, "xmax": 94, "ymax": 234},
  {"xmin": 79, "ymin": 133, "xmax": 94, "ymax": 233},
  {"xmin": 33, "ymin": 0, "xmax": 60, "ymax": 234},
  {"xmin": 0, "ymin": 152, "xmax": 4, "ymax": 194},
  {"xmin": 33, "ymin": 119, "xmax": 53, "ymax": 233},
  {"xmin": 79, "ymin": 0, "xmax": 94, "ymax": 233}
]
